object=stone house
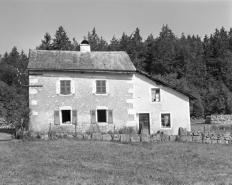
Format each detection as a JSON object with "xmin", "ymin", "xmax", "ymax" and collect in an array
[{"xmin": 27, "ymin": 40, "xmax": 195, "ymax": 135}]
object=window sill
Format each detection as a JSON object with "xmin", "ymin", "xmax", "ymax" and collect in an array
[
  {"xmin": 151, "ymin": 101, "xmax": 161, "ymax": 103},
  {"xmin": 94, "ymin": 93, "xmax": 109, "ymax": 96},
  {"xmin": 60, "ymin": 123, "xmax": 73, "ymax": 126},
  {"xmin": 97, "ymin": 122, "xmax": 109, "ymax": 125},
  {"xmin": 160, "ymin": 127, "xmax": 172, "ymax": 130},
  {"xmin": 58, "ymin": 94, "xmax": 74, "ymax": 97}
]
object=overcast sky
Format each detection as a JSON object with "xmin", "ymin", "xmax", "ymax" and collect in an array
[{"xmin": 0, "ymin": 0, "xmax": 231, "ymax": 55}]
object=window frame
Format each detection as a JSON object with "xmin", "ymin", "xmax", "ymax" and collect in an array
[
  {"xmin": 60, "ymin": 80, "xmax": 71, "ymax": 95},
  {"xmin": 95, "ymin": 106, "xmax": 108, "ymax": 124},
  {"xmin": 57, "ymin": 78, "xmax": 75, "ymax": 96},
  {"xmin": 59, "ymin": 106, "xmax": 72, "ymax": 125},
  {"xmin": 96, "ymin": 80, "xmax": 106, "ymax": 94},
  {"xmin": 96, "ymin": 109, "xmax": 108, "ymax": 123},
  {"xmin": 93, "ymin": 79, "xmax": 109, "ymax": 95},
  {"xmin": 160, "ymin": 113, "xmax": 172, "ymax": 129},
  {"xmin": 150, "ymin": 87, "xmax": 161, "ymax": 103}
]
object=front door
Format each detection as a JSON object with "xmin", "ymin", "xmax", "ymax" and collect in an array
[{"xmin": 138, "ymin": 113, "xmax": 150, "ymax": 135}]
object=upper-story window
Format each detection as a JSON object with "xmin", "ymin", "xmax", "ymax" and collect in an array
[
  {"xmin": 96, "ymin": 80, "xmax": 106, "ymax": 94},
  {"xmin": 60, "ymin": 80, "xmax": 71, "ymax": 95},
  {"xmin": 56, "ymin": 78, "xmax": 75, "ymax": 95},
  {"xmin": 151, "ymin": 88, "xmax": 160, "ymax": 102},
  {"xmin": 93, "ymin": 79, "xmax": 109, "ymax": 95}
]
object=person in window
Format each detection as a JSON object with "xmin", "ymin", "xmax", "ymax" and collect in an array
[{"xmin": 162, "ymin": 115, "xmax": 170, "ymax": 127}]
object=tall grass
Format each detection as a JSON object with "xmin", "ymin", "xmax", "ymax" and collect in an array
[{"xmin": 1, "ymin": 140, "xmax": 232, "ymax": 184}]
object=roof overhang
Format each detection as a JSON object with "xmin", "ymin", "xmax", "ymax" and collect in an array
[
  {"xmin": 136, "ymin": 70, "xmax": 197, "ymax": 100},
  {"xmin": 27, "ymin": 68, "xmax": 136, "ymax": 74}
]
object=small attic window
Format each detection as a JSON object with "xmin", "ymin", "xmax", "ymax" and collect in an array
[{"xmin": 81, "ymin": 40, "xmax": 89, "ymax": 44}]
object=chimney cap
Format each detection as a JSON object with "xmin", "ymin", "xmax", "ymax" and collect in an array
[{"xmin": 81, "ymin": 40, "xmax": 89, "ymax": 44}]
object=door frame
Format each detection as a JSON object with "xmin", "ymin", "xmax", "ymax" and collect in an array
[{"xmin": 138, "ymin": 112, "xmax": 151, "ymax": 135}]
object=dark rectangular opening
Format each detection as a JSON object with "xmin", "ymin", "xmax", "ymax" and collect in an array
[
  {"xmin": 138, "ymin": 113, "xmax": 150, "ymax": 134},
  {"xmin": 62, "ymin": 110, "xmax": 71, "ymax": 124},
  {"xmin": 97, "ymin": 110, "xmax": 107, "ymax": 122}
]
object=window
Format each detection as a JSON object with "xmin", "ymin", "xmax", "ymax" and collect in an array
[
  {"xmin": 54, "ymin": 107, "xmax": 77, "ymax": 125},
  {"xmin": 56, "ymin": 78, "xmax": 75, "ymax": 95},
  {"xmin": 60, "ymin": 80, "xmax": 71, "ymax": 95},
  {"xmin": 161, "ymin": 114, "xmax": 171, "ymax": 128},
  {"xmin": 90, "ymin": 109, "xmax": 113, "ymax": 124},
  {"xmin": 96, "ymin": 80, "xmax": 106, "ymax": 94},
  {"xmin": 61, "ymin": 110, "xmax": 71, "ymax": 124},
  {"xmin": 97, "ymin": 109, "xmax": 107, "ymax": 122},
  {"xmin": 151, "ymin": 88, "xmax": 160, "ymax": 102}
]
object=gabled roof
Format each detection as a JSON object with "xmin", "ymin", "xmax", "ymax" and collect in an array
[
  {"xmin": 137, "ymin": 70, "xmax": 197, "ymax": 100},
  {"xmin": 27, "ymin": 50, "xmax": 136, "ymax": 72}
]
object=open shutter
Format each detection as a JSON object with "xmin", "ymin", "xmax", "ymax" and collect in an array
[
  {"xmin": 54, "ymin": 110, "xmax": 60, "ymax": 125},
  {"xmin": 56, "ymin": 80, "xmax": 60, "ymax": 94},
  {"xmin": 92, "ymin": 80, "xmax": 96, "ymax": 94},
  {"xmin": 106, "ymin": 81, "xmax": 109, "ymax": 94},
  {"xmin": 108, "ymin": 109, "xmax": 113, "ymax": 124},
  {"xmin": 72, "ymin": 109, "xmax": 77, "ymax": 125},
  {"xmin": 90, "ymin": 110, "xmax": 96, "ymax": 124},
  {"xmin": 71, "ymin": 80, "xmax": 75, "ymax": 94}
]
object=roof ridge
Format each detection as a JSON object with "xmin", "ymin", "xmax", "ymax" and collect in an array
[{"xmin": 33, "ymin": 50, "xmax": 126, "ymax": 53}]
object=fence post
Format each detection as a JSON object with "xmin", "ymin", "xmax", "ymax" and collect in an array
[
  {"xmin": 49, "ymin": 122, "xmax": 52, "ymax": 140},
  {"xmin": 21, "ymin": 118, "xmax": 24, "ymax": 142},
  {"xmin": 75, "ymin": 121, "xmax": 77, "ymax": 138}
]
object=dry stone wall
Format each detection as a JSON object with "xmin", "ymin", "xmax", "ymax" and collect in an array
[
  {"xmin": 23, "ymin": 127, "xmax": 232, "ymax": 145},
  {"xmin": 211, "ymin": 115, "xmax": 232, "ymax": 124}
]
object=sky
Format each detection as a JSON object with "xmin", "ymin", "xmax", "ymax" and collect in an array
[{"xmin": 0, "ymin": 0, "xmax": 231, "ymax": 55}]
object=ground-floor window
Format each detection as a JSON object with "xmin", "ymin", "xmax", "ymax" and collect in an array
[
  {"xmin": 61, "ymin": 110, "xmax": 71, "ymax": 124},
  {"xmin": 161, "ymin": 113, "xmax": 171, "ymax": 128},
  {"xmin": 97, "ymin": 109, "xmax": 107, "ymax": 122},
  {"xmin": 90, "ymin": 109, "xmax": 113, "ymax": 124},
  {"xmin": 54, "ymin": 107, "xmax": 77, "ymax": 125}
]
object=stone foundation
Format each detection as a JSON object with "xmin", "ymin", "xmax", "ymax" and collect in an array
[{"xmin": 22, "ymin": 127, "xmax": 232, "ymax": 145}]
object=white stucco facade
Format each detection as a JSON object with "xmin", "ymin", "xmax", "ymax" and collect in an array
[{"xmin": 133, "ymin": 73, "xmax": 191, "ymax": 135}]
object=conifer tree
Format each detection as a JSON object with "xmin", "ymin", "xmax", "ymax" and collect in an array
[
  {"xmin": 108, "ymin": 36, "xmax": 120, "ymax": 51},
  {"xmin": 52, "ymin": 26, "xmax": 72, "ymax": 50},
  {"xmin": 86, "ymin": 27, "xmax": 108, "ymax": 51},
  {"xmin": 37, "ymin": 32, "xmax": 52, "ymax": 50}
]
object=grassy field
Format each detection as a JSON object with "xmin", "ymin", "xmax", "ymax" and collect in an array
[{"xmin": 1, "ymin": 140, "xmax": 232, "ymax": 185}]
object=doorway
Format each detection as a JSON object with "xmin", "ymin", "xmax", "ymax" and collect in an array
[{"xmin": 138, "ymin": 113, "xmax": 150, "ymax": 135}]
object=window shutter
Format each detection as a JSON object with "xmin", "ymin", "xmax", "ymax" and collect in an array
[
  {"xmin": 54, "ymin": 110, "xmax": 60, "ymax": 125},
  {"xmin": 92, "ymin": 80, "xmax": 96, "ymax": 94},
  {"xmin": 56, "ymin": 80, "xmax": 60, "ymax": 94},
  {"xmin": 106, "ymin": 81, "xmax": 109, "ymax": 94},
  {"xmin": 72, "ymin": 109, "xmax": 77, "ymax": 125},
  {"xmin": 90, "ymin": 110, "xmax": 96, "ymax": 124},
  {"xmin": 71, "ymin": 80, "xmax": 75, "ymax": 94},
  {"xmin": 108, "ymin": 109, "xmax": 113, "ymax": 124}
]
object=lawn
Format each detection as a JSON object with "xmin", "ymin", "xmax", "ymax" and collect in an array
[{"xmin": 1, "ymin": 140, "xmax": 232, "ymax": 185}]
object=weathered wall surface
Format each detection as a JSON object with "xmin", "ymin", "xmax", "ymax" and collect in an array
[
  {"xmin": 210, "ymin": 115, "xmax": 232, "ymax": 124},
  {"xmin": 29, "ymin": 71, "xmax": 134, "ymax": 132},
  {"xmin": 133, "ymin": 73, "xmax": 191, "ymax": 135}
]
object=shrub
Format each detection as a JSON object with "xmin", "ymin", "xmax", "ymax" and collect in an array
[{"xmin": 86, "ymin": 124, "xmax": 103, "ymax": 135}]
